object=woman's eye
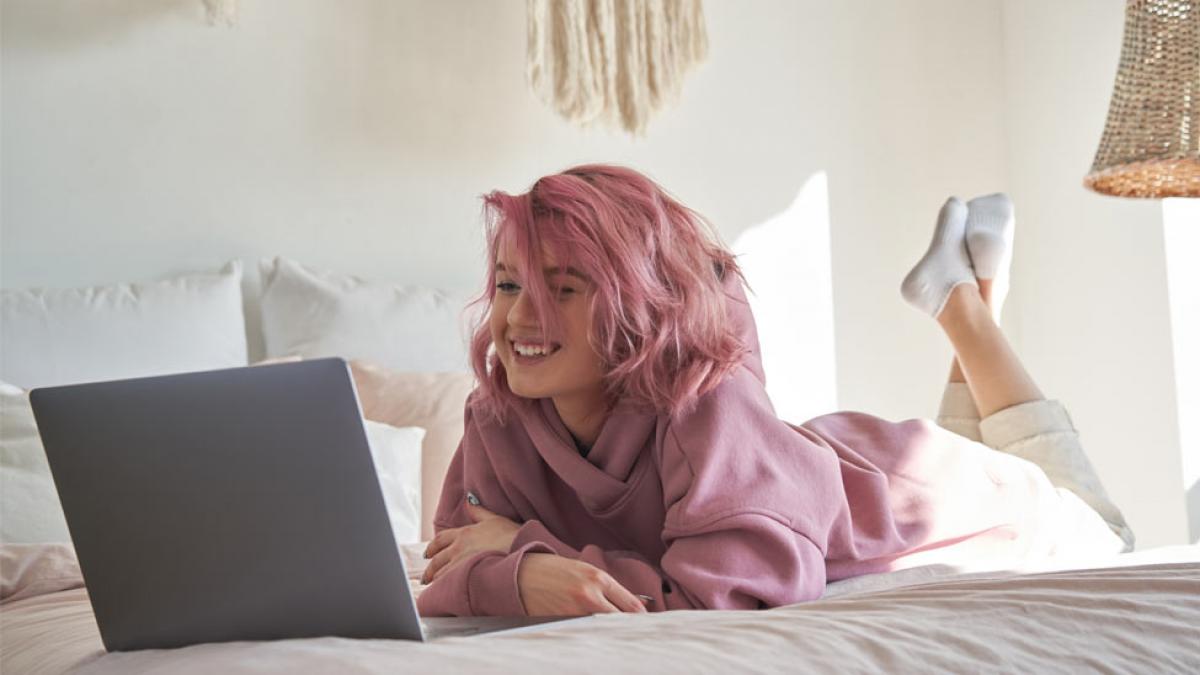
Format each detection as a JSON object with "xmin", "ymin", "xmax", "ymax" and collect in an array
[
  {"xmin": 496, "ymin": 281, "xmax": 520, "ymax": 294},
  {"xmin": 554, "ymin": 287, "xmax": 576, "ymax": 299}
]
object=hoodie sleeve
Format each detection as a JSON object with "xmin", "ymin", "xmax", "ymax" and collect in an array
[
  {"xmin": 508, "ymin": 512, "xmax": 828, "ymax": 611},
  {"xmin": 415, "ymin": 541, "xmax": 556, "ymax": 616},
  {"xmin": 427, "ymin": 401, "xmax": 525, "ymax": 532},
  {"xmin": 507, "ymin": 367, "xmax": 851, "ymax": 611},
  {"xmin": 416, "ymin": 400, "xmax": 542, "ymax": 617}
]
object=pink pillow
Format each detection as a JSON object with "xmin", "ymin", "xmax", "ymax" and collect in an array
[{"xmin": 349, "ymin": 361, "xmax": 475, "ymax": 540}]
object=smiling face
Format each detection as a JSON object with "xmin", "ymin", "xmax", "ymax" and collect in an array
[
  {"xmin": 489, "ymin": 239, "xmax": 607, "ymax": 411},
  {"xmin": 471, "ymin": 165, "xmax": 748, "ymax": 428}
]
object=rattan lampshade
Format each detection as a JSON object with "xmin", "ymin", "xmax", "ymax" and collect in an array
[{"xmin": 1085, "ymin": 0, "xmax": 1200, "ymax": 198}]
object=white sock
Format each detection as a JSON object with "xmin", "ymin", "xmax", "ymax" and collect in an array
[
  {"xmin": 965, "ymin": 193, "xmax": 1014, "ymax": 320},
  {"xmin": 901, "ymin": 197, "xmax": 976, "ymax": 318}
]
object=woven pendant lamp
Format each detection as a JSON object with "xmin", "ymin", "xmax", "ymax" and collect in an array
[{"xmin": 1085, "ymin": 0, "xmax": 1200, "ymax": 198}]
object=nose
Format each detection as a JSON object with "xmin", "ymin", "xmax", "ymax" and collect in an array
[{"xmin": 507, "ymin": 289, "xmax": 540, "ymax": 328}]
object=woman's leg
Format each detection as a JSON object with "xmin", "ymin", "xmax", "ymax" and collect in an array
[
  {"xmin": 935, "ymin": 284, "xmax": 1133, "ymax": 550},
  {"xmin": 914, "ymin": 196, "xmax": 1012, "ymax": 440},
  {"xmin": 935, "ymin": 380, "xmax": 981, "ymax": 441},
  {"xmin": 905, "ymin": 196, "xmax": 1133, "ymax": 550},
  {"xmin": 937, "ymin": 284, "xmax": 1034, "ymax": 418},
  {"xmin": 937, "ymin": 279, "xmax": 995, "ymax": 442},
  {"xmin": 947, "ymin": 279, "xmax": 994, "ymax": 385},
  {"xmin": 938, "ymin": 194, "xmax": 1016, "ymax": 439}
]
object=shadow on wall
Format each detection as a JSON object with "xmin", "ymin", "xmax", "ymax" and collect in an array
[
  {"xmin": 733, "ymin": 171, "xmax": 837, "ymax": 426},
  {"xmin": 0, "ymin": 0, "xmax": 197, "ymax": 51},
  {"xmin": 1189, "ymin": 479, "xmax": 1200, "ymax": 545}
]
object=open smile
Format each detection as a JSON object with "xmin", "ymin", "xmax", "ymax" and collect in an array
[{"xmin": 509, "ymin": 339, "xmax": 562, "ymax": 365}]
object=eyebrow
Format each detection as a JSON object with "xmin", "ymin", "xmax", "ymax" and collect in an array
[{"xmin": 494, "ymin": 263, "xmax": 589, "ymax": 281}]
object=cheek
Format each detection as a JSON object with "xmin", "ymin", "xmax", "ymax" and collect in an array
[
  {"xmin": 488, "ymin": 305, "xmax": 507, "ymax": 339},
  {"xmin": 564, "ymin": 311, "xmax": 602, "ymax": 374},
  {"xmin": 488, "ymin": 316, "xmax": 511, "ymax": 361}
]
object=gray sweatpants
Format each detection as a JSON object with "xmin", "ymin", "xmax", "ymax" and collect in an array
[{"xmin": 936, "ymin": 383, "xmax": 1135, "ymax": 552}]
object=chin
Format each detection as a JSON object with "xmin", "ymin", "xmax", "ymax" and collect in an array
[
  {"xmin": 504, "ymin": 373, "xmax": 551, "ymax": 400},
  {"xmin": 507, "ymin": 383, "xmax": 540, "ymax": 399}
]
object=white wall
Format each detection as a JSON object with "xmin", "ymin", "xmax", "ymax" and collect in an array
[
  {"xmin": 1000, "ymin": 0, "xmax": 1188, "ymax": 547},
  {"xmin": 4, "ymin": 2, "xmax": 1187, "ymax": 544},
  {"xmin": 1, "ymin": 0, "xmax": 1009, "ymax": 413},
  {"xmin": 1163, "ymin": 199, "xmax": 1200, "ymax": 544}
]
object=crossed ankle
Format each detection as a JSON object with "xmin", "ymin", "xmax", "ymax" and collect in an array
[{"xmin": 936, "ymin": 286, "xmax": 1000, "ymax": 340}]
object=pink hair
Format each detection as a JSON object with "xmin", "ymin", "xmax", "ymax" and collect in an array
[{"xmin": 467, "ymin": 164, "xmax": 749, "ymax": 422}]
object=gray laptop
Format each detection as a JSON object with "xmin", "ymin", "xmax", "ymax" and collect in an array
[{"xmin": 30, "ymin": 358, "xmax": 577, "ymax": 651}]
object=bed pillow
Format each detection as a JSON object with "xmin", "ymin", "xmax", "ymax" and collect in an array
[
  {"xmin": 363, "ymin": 421, "xmax": 426, "ymax": 547},
  {"xmin": 0, "ymin": 382, "xmax": 70, "ymax": 544},
  {"xmin": 349, "ymin": 360, "xmax": 476, "ymax": 540},
  {"xmin": 0, "ymin": 380, "xmax": 426, "ymax": 547},
  {"xmin": 259, "ymin": 257, "xmax": 471, "ymax": 373},
  {"xmin": 0, "ymin": 262, "xmax": 248, "ymax": 389}
]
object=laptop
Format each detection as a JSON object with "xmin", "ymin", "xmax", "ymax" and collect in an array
[{"xmin": 30, "ymin": 358, "xmax": 581, "ymax": 651}]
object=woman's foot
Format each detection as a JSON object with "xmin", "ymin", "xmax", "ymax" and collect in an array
[
  {"xmin": 901, "ymin": 197, "xmax": 976, "ymax": 318},
  {"xmin": 965, "ymin": 193, "xmax": 1014, "ymax": 322}
]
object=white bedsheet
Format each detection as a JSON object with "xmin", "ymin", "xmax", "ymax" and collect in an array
[{"xmin": 2, "ymin": 543, "xmax": 1197, "ymax": 674}]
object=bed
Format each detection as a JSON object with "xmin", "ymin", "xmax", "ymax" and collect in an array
[
  {"xmin": 2, "ymin": 259, "xmax": 1198, "ymax": 673},
  {"xmin": 3, "ymin": 543, "xmax": 1198, "ymax": 673}
]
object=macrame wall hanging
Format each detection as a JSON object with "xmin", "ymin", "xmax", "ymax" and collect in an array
[
  {"xmin": 202, "ymin": 0, "xmax": 238, "ymax": 26},
  {"xmin": 527, "ymin": 0, "xmax": 709, "ymax": 136}
]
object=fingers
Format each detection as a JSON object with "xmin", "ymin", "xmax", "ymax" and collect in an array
[
  {"xmin": 600, "ymin": 573, "xmax": 648, "ymax": 614},
  {"xmin": 464, "ymin": 502, "xmax": 498, "ymax": 523},
  {"xmin": 424, "ymin": 527, "xmax": 459, "ymax": 559},
  {"xmin": 422, "ymin": 547, "xmax": 456, "ymax": 584},
  {"xmin": 591, "ymin": 596, "xmax": 624, "ymax": 614},
  {"xmin": 516, "ymin": 555, "xmax": 650, "ymax": 616}
]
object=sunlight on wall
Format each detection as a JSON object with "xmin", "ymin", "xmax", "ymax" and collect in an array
[
  {"xmin": 732, "ymin": 171, "xmax": 837, "ymax": 425},
  {"xmin": 1163, "ymin": 198, "xmax": 1200, "ymax": 544}
]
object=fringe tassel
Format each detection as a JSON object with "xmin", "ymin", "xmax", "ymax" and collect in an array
[
  {"xmin": 528, "ymin": 0, "xmax": 708, "ymax": 136},
  {"xmin": 202, "ymin": 0, "xmax": 238, "ymax": 26}
]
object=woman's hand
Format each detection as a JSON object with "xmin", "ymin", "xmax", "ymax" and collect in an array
[
  {"xmin": 517, "ymin": 553, "xmax": 648, "ymax": 616},
  {"xmin": 422, "ymin": 503, "xmax": 520, "ymax": 583}
]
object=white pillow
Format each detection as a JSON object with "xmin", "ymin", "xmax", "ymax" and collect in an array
[
  {"xmin": 0, "ymin": 382, "xmax": 70, "ymax": 544},
  {"xmin": 0, "ymin": 380, "xmax": 426, "ymax": 547},
  {"xmin": 0, "ymin": 262, "xmax": 248, "ymax": 389},
  {"xmin": 363, "ymin": 421, "xmax": 425, "ymax": 546},
  {"xmin": 259, "ymin": 257, "xmax": 470, "ymax": 373}
]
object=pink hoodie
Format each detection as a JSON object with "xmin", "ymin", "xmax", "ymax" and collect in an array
[{"xmin": 417, "ymin": 282, "xmax": 1042, "ymax": 616}]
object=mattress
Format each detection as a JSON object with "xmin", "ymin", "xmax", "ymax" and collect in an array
[{"xmin": 2, "ymin": 543, "xmax": 1197, "ymax": 674}]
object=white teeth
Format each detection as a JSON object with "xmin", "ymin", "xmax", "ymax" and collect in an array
[{"xmin": 513, "ymin": 342, "xmax": 555, "ymax": 357}]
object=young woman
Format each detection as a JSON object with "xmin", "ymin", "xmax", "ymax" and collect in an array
[{"xmin": 416, "ymin": 165, "xmax": 1133, "ymax": 617}]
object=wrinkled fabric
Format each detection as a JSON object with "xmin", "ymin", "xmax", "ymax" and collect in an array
[
  {"xmin": 4, "ymin": 542, "xmax": 1198, "ymax": 674},
  {"xmin": 937, "ymin": 381, "xmax": 1133, "ymax": 550}
]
